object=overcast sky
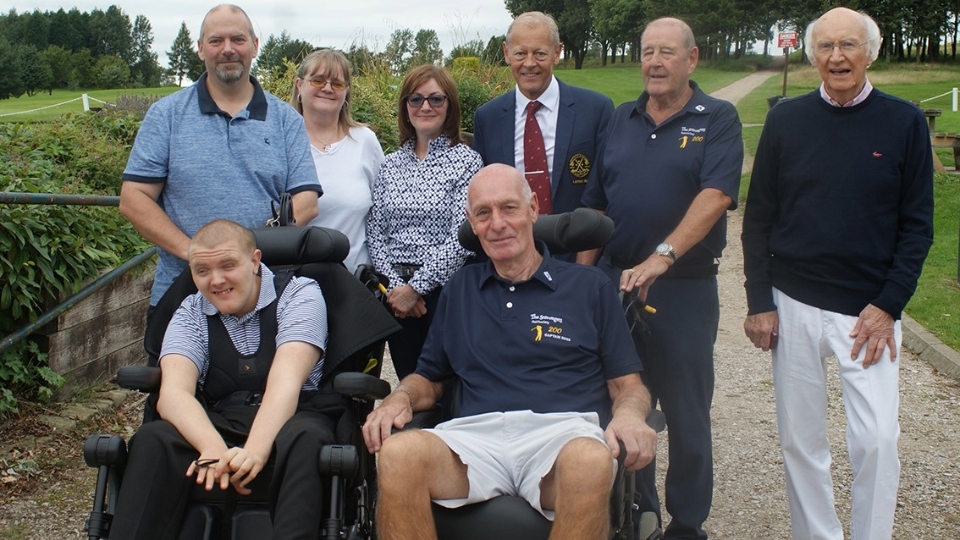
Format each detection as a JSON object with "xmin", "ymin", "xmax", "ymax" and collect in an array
[{"xmin": 10, "ymin": 1, "xmax": 516, "ymax": 66}]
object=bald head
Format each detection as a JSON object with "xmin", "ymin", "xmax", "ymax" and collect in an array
[
  {"xmin": 467, "ymin": 164, "xmax": 532, "ymax": 217},
  {"xmin": 199, "ymin": 4, "xmax": 256, "ymax": 42}
]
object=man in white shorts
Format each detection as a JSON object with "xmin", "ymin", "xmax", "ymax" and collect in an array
[{"xmin": 362, "ymin": 164, "xmax": 658, "ymax": 539}]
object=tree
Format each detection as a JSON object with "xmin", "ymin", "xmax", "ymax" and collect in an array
[
  {"xmin": 167, "ymin": 22, "xmax": 194, "ymax": 86},
  {"xmin": 41, "ymin": 45, "xmax": 73, "ymax": 89},
  {"xmin": 68, "ymin": 48, "xmax": 97, "ymax": 90},
  {"xmin": 253, "ymin": 31, "xmax": 314, "ymax": 78},
  {"xmin": 22, "ymin": 9, "xmax": 49, "ymax": 51},
  {"xmin": 130, "ymin": 15, "xmax": 160, "ymax": 86},
  {"xmin": 483, "ymin": 34, "xmax": 507, "ymax": 65},
  {"xmin": 385, "ymin": 28, "xmax": 414, "ymax": 74},
  {"xmin": 0, "ymin": 36, "xmax": 24, "ymax": 99},
  {"xmin": 88, "ymin": 6, "xmax": 133, "ymax": 63},
  {"xmin": 446, "ymin": 39, "xmax": 484, "ymax": 65},
  {"xmin": 18, "ymin": 45, "xmax": 52, "ymax": 96},
  {"xmin": 411, "ymin": 29, "xmax": 443, "ymax": 66},
  {"xmin": 93, "ymin": 54, "xmax": 130, "ymax": 88}
]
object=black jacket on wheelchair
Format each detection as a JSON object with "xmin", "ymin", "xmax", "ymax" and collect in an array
[{"xmin": 83, "ymin": 226, "xmax": 399, "ymax": 540}]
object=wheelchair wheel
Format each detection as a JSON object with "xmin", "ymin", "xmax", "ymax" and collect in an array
[{"xmin": 638, "ymin": 511, "xmax": 663, "ymax": 540}]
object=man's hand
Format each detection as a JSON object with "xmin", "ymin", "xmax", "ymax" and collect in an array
[
  {"xmin": 185, "ymin": 452, "xmax": 229, "ymax": 492},
  {"xmin": 361, "ymin": 391, "xmax": 414, "ymax": 454},
  {"xmin": 604, "ymin": 415, "xmax": 657, "ymax": 472},
  {"xmin": 620, "ymin": 254, "xmax": 671, "ymax": 302},
  {"xmin": 744, "ymin": 311, "xmax": 779, "ymax": 351},
  {"xmin": 387, "ymin": 284, "xmax": 426, "ymax": 318},
  {"xmin": 850, "ymin": 304, "xmax": 897, "ymax": 368},
  {"xmin": 214, "ymin": 447, "xmax": 268, "ymax": 495}
]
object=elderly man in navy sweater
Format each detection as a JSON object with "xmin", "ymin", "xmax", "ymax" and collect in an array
[{"xmin": 742, "ymin": 7, "xmax": 933, "ymax": 539}]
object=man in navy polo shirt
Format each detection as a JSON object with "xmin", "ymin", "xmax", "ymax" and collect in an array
[
  {"xmin": 119, "ymin": 4, "xmax": 321, "ymax": 308},
  {"xmin": 581, "ymin": 17, "xmax": 743, "ymax": 540},
  {"xmin": 362, "ymin": 164, "xmax": 658, "ymax": 539}
]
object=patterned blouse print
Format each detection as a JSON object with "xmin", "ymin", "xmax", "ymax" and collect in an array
[{"xmin": 367, "ymin": 135, "xmax": 483, "ymax": 294}]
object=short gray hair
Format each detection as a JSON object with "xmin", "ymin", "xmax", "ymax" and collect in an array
[
  {"xmin": 804, "ymin": 9, "xmax": 881, "ymax": 65},
  {"xmin": 506, "ymin": 11, "xmax": 560, "ymax": 48},
  {"xmin": 641, "ymin": 18, "xmax": 696, "ymax": 51}
]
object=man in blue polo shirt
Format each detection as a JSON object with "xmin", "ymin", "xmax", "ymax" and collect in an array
[
  {"xmin": 119, "ymin": 4, "xmax": 322, "ymax": 308},
  {"xmin": 362, "ymin": 164, "xmax": 657, "ymax": 539},
  {"xmin": 581, "ymin": 17, "xmax": 743, "ymax": 540}
]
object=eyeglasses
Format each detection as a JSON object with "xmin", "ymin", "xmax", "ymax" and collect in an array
[
  {"xmin": 308, "ymin": 76, "xmax": 348, "ymax": 91},
  {"xmin": 406, "ymin": 94, "xmax": 448, "ymax": 108},
  {"xmin": 814, "ymin": 40, "xmax": 867, "ymax": 56}
]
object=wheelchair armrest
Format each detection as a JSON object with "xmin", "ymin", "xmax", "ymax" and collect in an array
[
  {"xmin": 116, "ymin": 366, "xmax": 161, "ymax": 393},
  {"xmin": 333, "ymin": 372, "xmax": 391, "ymax": 402},
  {"xmin": 404, "ymin": 407, "xmax": 443, "ymax": 430}
]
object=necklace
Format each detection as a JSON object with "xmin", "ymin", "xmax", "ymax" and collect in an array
[{"xmin": 311, "ymin": 128, "xmax": 341, "ymax": 153}]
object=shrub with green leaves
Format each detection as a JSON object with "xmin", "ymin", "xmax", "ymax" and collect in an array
[{"xmin": 0, "ymin": 114, "xmax": 150, "ymax": 417}]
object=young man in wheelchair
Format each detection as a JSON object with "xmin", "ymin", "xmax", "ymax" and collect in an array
[
  {"xmin": 109, "ymin": 219, "xmax": 334, "ymax": 539},
  {"xmin": 362, "ymin": 164, "xmax": 658, "ymax": 539}
]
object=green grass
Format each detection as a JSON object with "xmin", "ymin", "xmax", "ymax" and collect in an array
[
  {"xmin": 555, "ymin": 62, "xmax": 747, "ymax": 107},
  {"xmin": 0, "ymin": 87, "xmax": 180, "ymax": 122},
  {"xmin": 907, "ymin": 173, "xmax": 960, "ymax": 351}
]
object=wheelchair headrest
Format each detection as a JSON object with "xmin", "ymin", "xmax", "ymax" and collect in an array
[
  {"xmin": 250, "ymin": 226, "xmax": 349, "ymax": 266},
  {"xmin": 457, "ymin": 207, "xmax": 614, "ymax": 255}
]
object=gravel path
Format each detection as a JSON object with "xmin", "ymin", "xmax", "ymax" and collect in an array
[{"xmin": 2, "ymin": 72, "xmax": 959, "ymax": 539}]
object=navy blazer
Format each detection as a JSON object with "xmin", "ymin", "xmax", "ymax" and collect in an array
[{"xmin": 472, "ymin": 79, "xmax": 614, "ymax": 215}]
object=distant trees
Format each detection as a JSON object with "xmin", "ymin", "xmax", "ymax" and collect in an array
[
  {"xmin": 0, "ymin": 6, "xmax": 162, "ymax": 98},
  {"xmin": 254, "ymin": 31, "xmax": 314, "ymax": 79},
  {"xmin": 501, "ymin": 0, "xmax": 960, "ymax": 67}
]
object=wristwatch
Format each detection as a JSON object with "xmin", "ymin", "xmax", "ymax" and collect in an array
[{"xmin": 655, "ymin": 242, "xmax": 677, "ymax": 262}]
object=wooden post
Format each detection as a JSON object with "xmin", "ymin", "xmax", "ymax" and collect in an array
[{"xmin": 782, "ymin": 47, "xmax": 789, "ymax": 97}]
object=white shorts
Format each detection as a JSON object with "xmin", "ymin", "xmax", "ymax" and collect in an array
[{"xmin": 427, "ymin": 410, "xmax": 614, "ymax": 520}]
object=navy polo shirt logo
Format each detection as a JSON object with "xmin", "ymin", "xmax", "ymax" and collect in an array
[
  {"xmin": 679, "ymin": 126, "xmax": 707, "ymax": 148},
  {"xmin": 530, "ymin": 313, "xmax": 570, "ymax": 343}
]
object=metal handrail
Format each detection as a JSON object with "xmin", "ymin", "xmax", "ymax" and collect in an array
[{"xmin": 0, "ymin": 192, "xmax": 120, "ymax": 206}]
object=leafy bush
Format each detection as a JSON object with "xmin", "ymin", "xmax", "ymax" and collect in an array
[
  {"xmin": 451, "ymin": 61, "xmax": 513, "ymax": 133},
  {"xmin": 0, "ymin": 115, "xmax": 150, "ymax": 417}
]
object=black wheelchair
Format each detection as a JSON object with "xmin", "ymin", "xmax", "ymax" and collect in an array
[{"xmin": 82, "ymin": 225, "xmax": 400, "ymax": 540}]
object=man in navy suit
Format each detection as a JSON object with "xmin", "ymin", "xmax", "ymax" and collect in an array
[{"xmin": 472, "ymin": 11, "xmax": 613, "ymax": 217}]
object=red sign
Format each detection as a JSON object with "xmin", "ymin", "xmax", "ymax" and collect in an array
[{"xmin": 778, "ymin": 31, "xmax": 798, "ymax": 48}]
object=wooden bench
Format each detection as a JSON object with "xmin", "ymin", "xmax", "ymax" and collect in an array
[{"xmin": 923, "ymin": 109, "xmax": 958, "ymax": 172}]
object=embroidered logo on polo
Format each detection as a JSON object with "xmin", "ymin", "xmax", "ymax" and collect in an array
[
  {"xmin": 569, "ymin": 153, "xmax": 590, "ymax": 183},
  {"xmin": 530, "ymin": 313, "xmax": 570, "ymax": 343},
  {"xmin": 679, "ymin": 126, "xmax": 706, "ymax": 148}
]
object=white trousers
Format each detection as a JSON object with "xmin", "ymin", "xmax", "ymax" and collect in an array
[{"xmin": 772, "ymin": 288, "xmax": 901, "ymax": 540}]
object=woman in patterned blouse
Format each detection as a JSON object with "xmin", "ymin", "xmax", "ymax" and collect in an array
[{"xmin": 366, "ymin": 64, "xmax": 483, "ymax": 379}]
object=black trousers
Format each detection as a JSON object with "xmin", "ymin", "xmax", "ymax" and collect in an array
[
  {"xmin": 632, "ymin": 277, "xmax": 718, "ymax": 540},
  {"xmin": 109, "ymin": 406, "xmax": 336, "ymax": 540},
  {"xmin": 386, "ymin": 288, "xmax": 441, "ymax": 379}
]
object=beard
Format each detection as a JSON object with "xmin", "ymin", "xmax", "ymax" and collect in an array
[{"xmin": 213, "ymin": 56, "xmax": 246, "ymax": 84}]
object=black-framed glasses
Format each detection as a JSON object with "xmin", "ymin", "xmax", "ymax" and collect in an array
[
  {"xmin": 814, "ymin": 40, "xmax": 867, "ymax": 56},
  {"xmin": 406, "ymin": 94, "xmax": 448, "ymax": 108},
  {"xmin": 308, "ymin": 76, "xmax": 348, "ymax": 91}
]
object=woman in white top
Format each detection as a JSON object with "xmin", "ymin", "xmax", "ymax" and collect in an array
[{"xmin": 291, "ymin": 49, "xmax": 385, "ymax": 273}]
